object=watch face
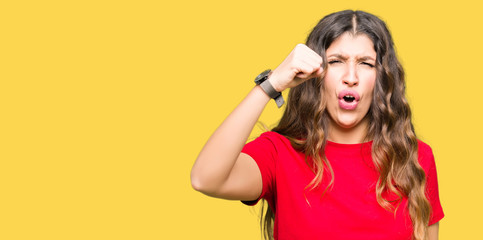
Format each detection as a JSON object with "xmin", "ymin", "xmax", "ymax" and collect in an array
[{"xmin": 254, "ymin": 69, "xmax": 271, "ymax": 85}]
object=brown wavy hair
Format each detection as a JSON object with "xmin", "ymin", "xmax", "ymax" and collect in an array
[{"xmin": 260, "ymin": 10, "xmax": 431, "ymax": 240}]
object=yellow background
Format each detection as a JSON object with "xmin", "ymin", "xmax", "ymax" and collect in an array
[{"xmin": 1, "ymin": 0, "xmax": 481, "ymax": 239}]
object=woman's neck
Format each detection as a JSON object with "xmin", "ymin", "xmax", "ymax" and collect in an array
[{"xmin": 327, "ymin": 117, "xmax": 370, "ymax": 144}]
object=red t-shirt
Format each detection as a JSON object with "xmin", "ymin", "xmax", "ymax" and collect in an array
[{"xmin": 241, "ymin": 131, "xmax": 444, "ymax": 240}]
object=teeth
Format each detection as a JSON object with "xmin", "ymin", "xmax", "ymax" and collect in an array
[{"xmin": 343, "ymin": 95, "xmax": 355, "ymax": 102}]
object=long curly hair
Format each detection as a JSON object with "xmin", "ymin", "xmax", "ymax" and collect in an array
[{"xmin": 260, "ymin": 10, "xmax": 431, "ymax": 240}]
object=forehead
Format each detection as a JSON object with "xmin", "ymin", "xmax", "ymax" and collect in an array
[{"xmin": 326, "ymin": 32, "xmax": 376, "ymax": 58}]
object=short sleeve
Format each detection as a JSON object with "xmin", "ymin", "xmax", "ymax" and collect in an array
[
  {"xmin": 240, "ymin": 132, "xmax": 277, "ymax": 206},
  {"xmin": 418, "ymin": 141, "xmax": 445, "ymax": 225}
]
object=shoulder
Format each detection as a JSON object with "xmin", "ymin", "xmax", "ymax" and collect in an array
[
  {"xmin": 258, "ymin": 131, "xmax": 287, "ymax": 139},
  {"xmin": 243, "ymin": 131, "xmax": 297, "ymax": 156},
  {"xmin": 417, "ymin": 140, "xmax": 433, "ymax": 156},
  {"xmin": 417, "ymin": 140, "xmax": 436, "ymax": 171},
  {"xmin": 253, "ymin": 131, "xmax": 292, "ymax": 146}
]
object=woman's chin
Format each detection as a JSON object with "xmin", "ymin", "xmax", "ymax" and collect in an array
[
  {"xmin": 336, "ymin": 121, "xmax": 359, "ymax": 129},
  {"xmin": 331, "ymin": 116, "xmax": 366, "ymax": 130}
]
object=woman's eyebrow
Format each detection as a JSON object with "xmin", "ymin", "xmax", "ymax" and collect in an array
[
  {"xmin": 327, "ymin": 54, "xmax": 348, "ymax": 60},
  {"xmin": 358, "ymin": 56, "xmax": 376, "ymax": 62},
  {"xmin": 327, "ymin": 54, "xmax": 375, "ymax": 62}
]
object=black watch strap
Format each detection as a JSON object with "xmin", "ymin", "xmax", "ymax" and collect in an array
[
  {"xmin": 260, "ymin": 80, "xmax": 284, "ymax": 108},
  {"xmin": 254, "ymin": 69, "xmax": 285, "ymax": 108}
]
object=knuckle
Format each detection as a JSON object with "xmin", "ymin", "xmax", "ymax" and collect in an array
[
  {"xmin": 318, "ymin": 56, "xmax": 323, "ymax": 63},
  {"xmin": 295, "ymin": 43, "xmax": 306, "ymax": 51}
]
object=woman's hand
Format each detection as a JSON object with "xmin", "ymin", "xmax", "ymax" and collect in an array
[{"xmin": 269, "ymin": 44, "xmax": 324, "ymax": 92}]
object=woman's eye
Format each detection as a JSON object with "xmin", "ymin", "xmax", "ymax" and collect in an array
[
  {"xmin": 361, "ymin": 62, "xmax": 375, "ymax": 68},
  {"xmin": 328, "ymin": 60, "xmax": 342, "ymax": 64}
]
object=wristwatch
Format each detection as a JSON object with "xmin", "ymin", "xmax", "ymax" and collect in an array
[{"xmin": 254, "ymin": 69, "xmax": 285, "ymax": 108}]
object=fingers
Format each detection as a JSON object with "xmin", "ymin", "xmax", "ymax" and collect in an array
[
  {"xmin": 293, "ymin": 44, "xmax": 323, "ymax": 79},
  {"xmin": 308, "ymin": 67, "xmax": 324, "ymax": 79},
  {"xmin": 270, "ymin": 44, "xmax": 324, "ymax": 91},
  {"xmin": 298, "ymin": 44, "xmax": 323, "ymax": 68},
  {"xmin": 295, "ymin": 64, "xmax": 323, "ymax": 79},
  {"xmin": 294, "ymin": 70, "xmax": 322, "ymax": 81}
]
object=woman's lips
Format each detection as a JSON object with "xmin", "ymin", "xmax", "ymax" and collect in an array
[
  {"xmin": 339, "ymin": 98, "xmax": 358, "ymax": 110},
  {"xmin": 338, "ymin": 90, "xmax": 360, "ymax": 110}
]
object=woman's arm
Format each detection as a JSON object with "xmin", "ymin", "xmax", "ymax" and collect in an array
[
  {"xmin": 428, "ymin": 222, "xmax": 439, "ymax": 240},
  {"xmin": 191, "ymin": 85, "xmax": 270, "ymax": 200},
  {"xmin": 190, "ymin": 44, "xmax": 323, "ymax": 201}
]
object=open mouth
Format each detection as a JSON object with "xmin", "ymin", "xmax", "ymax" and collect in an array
[
  {"xmin": 338, "ymin": 90, "xmax": 360, "ymax": 110},
  {"xmin": 342, "ymin": 95, "xmax": 356, "ymax": 103}
]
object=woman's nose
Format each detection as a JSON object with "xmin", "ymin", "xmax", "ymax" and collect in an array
[{"xmin": 343, "ymin": 64, "xmax": 359, "ymax": 87}]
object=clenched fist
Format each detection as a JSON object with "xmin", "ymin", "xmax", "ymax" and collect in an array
[{"xmin": 268, "ymin": 44, "xmax": 324, "ymax": 92}]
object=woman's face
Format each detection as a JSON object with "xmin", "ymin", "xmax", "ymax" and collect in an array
[{"xmin": 323, "ymin": 32, "xmax": 377, "ymax": 142}]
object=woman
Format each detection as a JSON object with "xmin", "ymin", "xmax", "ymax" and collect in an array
[{"xmin": 191, "ymin": 10, "xmax": 444, "ymax": 240}]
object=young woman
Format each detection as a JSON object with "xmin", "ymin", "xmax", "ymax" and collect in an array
[{"xmin": 191, "ymin": 10, "xmax": 444, "ymax": 240}]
